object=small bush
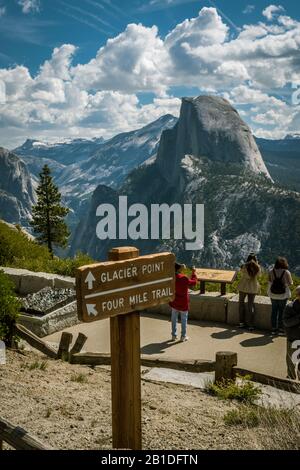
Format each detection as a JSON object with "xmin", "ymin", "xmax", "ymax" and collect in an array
[
  {"xmin": 71, "ymin": 373, "xmax": 88, "ymax": 384},
  {"xmin": 206, "ymin": 375, "xmax": 262, "ymax": 404},
  {"xmin": 23, "ymin": 360, "xmax": 48, "ymax": 371},
  {"xmin": 224, "ymin": 407, "xmax": 260, "ymax": 427},
  {"xmin": 0, "ymin": 270, "xmax": 21, "ymax": 346}
]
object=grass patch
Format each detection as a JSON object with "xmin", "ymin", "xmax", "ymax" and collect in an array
[
  {"xmin": 71, "ymin": 373, "xmax": 88, "ymax": 384},
  {"xmin": 224, "ymin": 407, "xmax": 260, "ymax": 427},
  {"xmin": 206, "ymin": 375, "xmax": 262, "ymax": 404},
  {"xmin": 224, "ymin": 404, "xmax": 300, "ymax": 449},
  {"xmin": 23, "ymin": 360, "xmax": 48, "ymax": 371}
]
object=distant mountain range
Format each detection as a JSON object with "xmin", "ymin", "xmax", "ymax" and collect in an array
[
  {"xmin": 13, "ymin": 115, "xmax": 177, "ymax": 231},
  {"xmin": 256, "ymin": 136, "xmax": 300, "ymax": 193},
  {"xmin": 1, "ymin": 97, "xmax": 300, "ymax": 272}
]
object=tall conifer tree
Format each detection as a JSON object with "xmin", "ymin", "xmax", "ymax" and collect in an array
[{"xmin": 31, "ymin": 165, "xmax": 70, "ymax": 257}]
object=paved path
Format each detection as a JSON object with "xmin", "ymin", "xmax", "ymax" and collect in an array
[{"xmin": 46, "ymin": 313, "xmax": 287, "ymax": 379}]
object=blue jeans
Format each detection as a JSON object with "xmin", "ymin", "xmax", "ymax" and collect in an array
[
  {"xmin": 271, "ymin": 299, "xmax": 287, "ymax": 330},
  {"xmin": 171, "ymin": 308, "xmax": 188, "ymax": 338}
]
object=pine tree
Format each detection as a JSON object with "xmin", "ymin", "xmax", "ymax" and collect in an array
[{"xmin": 30, "ymin": 165, "xmax": 70, "ymax": 257}]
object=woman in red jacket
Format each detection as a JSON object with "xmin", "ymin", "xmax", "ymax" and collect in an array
[{"xmin": 169, "ymin": 263, "xmax": 198, "ymax": 342}]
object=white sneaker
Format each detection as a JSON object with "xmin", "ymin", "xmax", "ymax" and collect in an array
[
  {"xmin": 171, "ymin": 335, "xmax": 178, "ymax": 341},
  {"xmin": 180, "ymin": 336, "xmax": 189, "ymax": 342}
]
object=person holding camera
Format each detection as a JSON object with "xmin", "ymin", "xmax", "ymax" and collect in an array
[{"xmin": 169, "ymin": 263, "xmax": 197, "ymax": 342}]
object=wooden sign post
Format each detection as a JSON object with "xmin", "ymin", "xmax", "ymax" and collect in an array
[{"xmin": 76, "ymin": 247, "xmax": 175, "ymax": 450}]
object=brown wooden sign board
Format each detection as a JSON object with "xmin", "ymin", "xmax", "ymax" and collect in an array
[
  {"xmin": 76, "ymin": 252, "xmax": 175, "ymax": 323},
  {"xmin": 195, "ymin": 268, "xmax": 237, "ymax": 284}
]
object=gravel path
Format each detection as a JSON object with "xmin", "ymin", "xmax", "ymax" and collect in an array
[{"xmin": 0, "ymin": 350, "xmax": 279, "ymax": 450}]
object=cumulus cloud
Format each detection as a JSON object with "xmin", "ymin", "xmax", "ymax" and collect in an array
[
  {"xmin": 262, "ymin": 5, "xmax": 285, "ymax": 21},
  {"xmin": 73, "ymin": 23, "xmax": 170, "ymax": 96},
  {"xmin": 1, "ymin": 6, "xmax": 300, "ymax": 147}
]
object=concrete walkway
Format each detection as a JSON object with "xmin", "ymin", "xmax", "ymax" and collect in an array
[{"xmin": 45, "ymin": 313, "xmax": 288, "ymax": 379}]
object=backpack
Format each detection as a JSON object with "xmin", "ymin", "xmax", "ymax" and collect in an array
[{"xmin": 270, "ymin": 269, "xmax": 286, "ymax": 295}]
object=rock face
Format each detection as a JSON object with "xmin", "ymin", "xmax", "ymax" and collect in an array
[
  {"xmin": 157, "ymin": 96, "xmax": 270, "ymax": 184},
  {"xmin": 73, "ymin": 96, "xmax": 300, "ymax": 274},
  {"xmin": 70, "ymin": 184, "xmax": 119, "ymax": 257},
  {"xmin": 0, "ymin": 148, "xmax": 35, "ymax": 225}
]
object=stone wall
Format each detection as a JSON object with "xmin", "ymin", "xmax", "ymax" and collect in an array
[
  {"xmin": 0, "ymin": 267, "xmax": 75, "ymax": 294},
  {"xmin": 227, "ymin": 294, "xmax": 272, "ymax": 330},
  {"xmin": 18, "ymin": 302, "xmax": 79, "ymax": 337},
  {"xmin": 1, "ymin": 266, "xmax": 77, "ymax": 337},
  {"xmin": 147, "ymin": 291, "xmax": 274, "ymax": 331}
]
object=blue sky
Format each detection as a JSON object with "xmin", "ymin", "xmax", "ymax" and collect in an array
[{"xmin": 0, "ymin": 1, "xmax": 300, "ymax": 147}]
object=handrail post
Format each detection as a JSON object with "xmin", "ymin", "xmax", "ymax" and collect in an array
[{"xmin": 215, "ymin": 351, "xmax": 237, "ymax": 383}]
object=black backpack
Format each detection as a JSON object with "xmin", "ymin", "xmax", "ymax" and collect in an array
[{"xmin": 270, "ymin": 269, "xmax": 286, "ymax": 295}]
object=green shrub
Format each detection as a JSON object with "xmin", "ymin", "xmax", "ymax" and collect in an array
[
  {"xmin": 0, "ymin": 221, "xmax": 94, "ymax": 276},
  {"xmin": 14, "ymin": 251, "xmax": 94, "ymax": 277},
  {"xmin": 0, "ymin": 270, "xmax": 21, "ymax": 346},
  {"xmin": 0, "ymin": 221, "xmax": 50, "ymax": 266},
  {"xmin": 224, "ymin": 406, "xmax": 260, "ymax": 427},
  {"xmin": 206, "ymin": 375, "xmax": 262, "ymax": 404},
  {"xmin": 71, "ymin": 373, "xmax": 88, "ymax": 384}
]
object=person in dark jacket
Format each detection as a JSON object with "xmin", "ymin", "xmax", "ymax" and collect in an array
[
  {"xmin": 169, "ymin": 263, "xmax": 197, "ymax": 342},
  {"xmin": 283, "ymin": 286, "xmax": 300, "ymax": 380}
]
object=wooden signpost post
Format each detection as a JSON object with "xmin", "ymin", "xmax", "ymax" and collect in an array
[{"xmin": 76, "ymin": 247, "xmax": 175, "ymax": 450}]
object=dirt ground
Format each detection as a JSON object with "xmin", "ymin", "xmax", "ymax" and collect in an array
[{"xmin": 0, "ymin": 350, "xmax": 287, "ymax": 450}]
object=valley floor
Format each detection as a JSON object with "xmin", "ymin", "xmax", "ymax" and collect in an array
[{"xmin": 0, "ymin": 349, "xmax": 299, "ymax": 450}]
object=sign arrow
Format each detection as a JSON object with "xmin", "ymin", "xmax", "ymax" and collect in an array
[
  {"xmin": 85, "ymin": 271, "xmax": 96, "ymax": 290},
  {"xmin": 86, "ymin": 304, "xmax": 98, "ymax": 317}
]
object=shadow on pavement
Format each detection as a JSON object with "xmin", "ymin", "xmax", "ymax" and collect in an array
[
  {"xmin": 141, "ymin": 340, "xmax": 178, "ymax": 355},
  {"xmin": 239, "ymin": 335, "xmax": 273, "ymax": 348},
  {"xmin": 211, "ymin": 328, "xmax": 243, "ymax": 340}
]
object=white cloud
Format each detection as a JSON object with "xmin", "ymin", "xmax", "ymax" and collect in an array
[
  {"xmin": 18, "ymin": 0, "xmax": 40, "ymax": 14},
  {"xmin": 1, "ymin": 6, "xmax": 300, "ymax": 146},
  {"xmin": 73, "ymin": 23, "xmax": 170, "ymax": 96},
  {"xmin": 0, "ymin": 6, "xmax": 6, "ymax": 17},
  {"xmin": 39, "ymin": 44, "xmax": 77, "ymax": 81},
  {"xmin": 243, "ymin": 5, "xmax": 255, "ymax": 14},
  {"xmin": 139, "ymin": 0, "xmax": 200, "ymax": 12},
  {"xmin": 262, "ymin": 5, "xmax": 285, "ymax": 21}
]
